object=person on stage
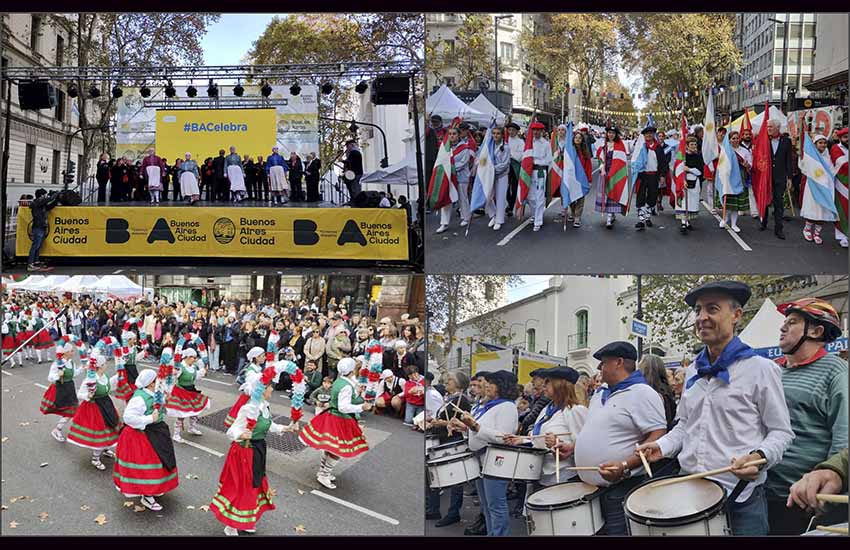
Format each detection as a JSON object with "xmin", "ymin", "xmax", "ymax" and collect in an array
[
  {"xmin": 165, "ymin": 348, "xmax": 211, "ymax": 442},
  {"xmin": 265, "ymin": 146, "xmax": 289, "ymax": 205},
  {"xmin": 678, "ymin": 136, "xmax": 703, "ymax": 234},
  {"xmin": 213, "ymin": 149, "xmax": 228, "ymax": 203},
  {"xmin": 243, "ymin": 155, "xmax": 256, "ymax": 201},
  {"xmin": 486, "ymin": 126, "xmax": 511, "ymax": 231},
  {"xmin": 595, "ymin": 125, "xmax": 628, "ymax": 229},
  {"xmin": 829, "ymin": 127, "xmax": 849, "ymax": 247},
  {"xmin": 255, "ymin": 155, "xmax": 269, "ymax": 203},
  {"xmin": 212, "ymin": 368, "xmax": 290, "ymax": 536},
  {"xmin": 300, "ymin": 357, "xmax": 371, "ymax": 489},
  {"xmin": 40, "ymin": 338, "xmax": 84, "ymax": 442},
  {"xmin": 288, "ymin": 151, "xmax": 304, "ymax": 202},
  {"xmin": 527, "ymin": 121, "xmax": 552, "ymax": 232},
  {"xmin": 343, "ymin": 140, "xmax": 364, "ymax": 201},
  {"xmin": 113, "ymin": 369, "xmax": 179, "ymax": 511},
  {"xmin": 179, "ymin": 153, "xmax": 201, "ymax": 205},
  {"xmin": 67, "ymin": 354, "xmax": 121, "ymax": 470},
  {"xmin": 305, "ymin": 153, "xmax": 321, "ymax": 202},
  {"xmin": 637, "ymin": 281, "xmax": 794, "ymax": 536},
  {"xmin": 140, "ymin": 148, "xmax": 167, "ymax": 205},
  {"xmin": 225, "ymin": 146, "xmax": 247, "ymax": 202}
]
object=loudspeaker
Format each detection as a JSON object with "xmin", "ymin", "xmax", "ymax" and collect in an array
[
  {"xmin": 371, "ymin": 75, "xmax": 409, "ymax": 105},
  {"xmin": 56, "ymin": 190, "xmax": 82, "ymax": 206},
  {"xmin": 17, "ymin": 81, "xmax": 58, "ymax": 110}
]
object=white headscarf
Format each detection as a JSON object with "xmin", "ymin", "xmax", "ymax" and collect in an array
[
  {"xmin": 136, "ymin": 369, "xmax": 157, "ymax": 389},
  {"xmin": 338, "ymin": 357, "xmax": 357, "ymax": 376},
  {"xmin": 247, "ymin": 346, "xmax": 265, "ymax": 362}
]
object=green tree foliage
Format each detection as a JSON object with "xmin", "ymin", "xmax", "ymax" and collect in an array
[{"xmin": 426, "ymin": 14, "xmax": 494, "ymax": 90}]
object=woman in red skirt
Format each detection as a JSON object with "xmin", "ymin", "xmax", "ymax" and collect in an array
[
  {"xmin": 40, "ymin": 339, "xmax": 84, "ymax": 442},
  {"xmin": 31, "ymin": 310, "xmax": 54, "ymax": 364},
  {"xmin": 67, "ymin": 354, "xmax": 122, "ymax": 470},
  {"xmin": 15, "ymin": 313, "xmax": 33, "ymax": 363},
  {"xmin": 165, "ymin": 348, "xmax": 211, "ymax": 442},
  {"xmin": 212, "ymin": 367, "xmax": 290, "ymax": 536},
  {"xmin": 223, "ymin": 346, "xmax": 266, "ymax": 429},
  {"xmin": 300, "ymin": 357, "xmax": 371, "ymax": 489},
  {"xmin": 2, "ymin": 312, "xmax": 23, "ymax": 367},
  {"xmin": 113, "ymin": 369, "xmax": 179, "ymax": 511}
]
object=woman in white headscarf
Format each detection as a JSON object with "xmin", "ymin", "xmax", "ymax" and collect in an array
[
  {"xmin": 165, "ymin": 348, "xmax": 211, "ymax": 442},
  {"xmin": 67, "ymin": 354, "xmax": 122, "ymax": 470},
  {"xmin": 179, "ymin": 152, "xmax": 201, "ymax": 205}
]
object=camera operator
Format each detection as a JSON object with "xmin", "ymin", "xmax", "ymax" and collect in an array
[{"xmin": 28, "ymin": 189, "xmax": 61, "ymax": 272}]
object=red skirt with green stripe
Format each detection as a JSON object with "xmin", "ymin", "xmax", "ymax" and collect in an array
[
  {"xmin": 2, "ymin": 334, "xmax": 16, "ymax": 353},
  {"xmin": 224, "ymin": 394, "xmax": 250, "ymax": 429},
  {"xmin": 67, "ymin": 400, "xmax": 121, "ymax": 450},
  {"xmin": 165, "ymin": 385, "xmax": 211, "ymax": 418},
  {"xmin": 210, "ymin": 442, "xmax": 276, "ymax": 530},
  {"xmin": 39, "ymin": 381, "xmax": 78, "ymax": 417},
  {"xmin": 299, "ymin": 411, "xmax": 369, "ymax": 458},
  {"xmin": 33, "ymin": 329, "xmax": 54, "ymax": 350},
  {"xmin": 113, "ymin": 427, "xmax": 179, "ymax": 497},
  {"xmin": 113, "ymin": 375, "xmax": 136, "ymax": 402}
]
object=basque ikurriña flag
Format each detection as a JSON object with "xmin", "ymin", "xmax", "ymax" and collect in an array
[
  {"xmin": 672, "ymin": 114, "xmax": 688, "ymax": 202},
  {"xmin": 515, "ymin": 118, "xmax": 536, "ymax": 215},
  {"xmin": 799, "ymin": 132, "xmax": 838, "ymax": 219},
  {"xmin": 715, "ymin": 132, "xmax": 744, "ymax": 199},
  {"xmin": 469, "ymin": 120, "xmax": 497, "ymax": 212},
  {"xmin": 560, "ymin": 121, "xmax": 590, "ymax": 207},
  {"xmin": 427, "ymin": 117, "xmax": 460, "ymax": 209},
  {"xmin": 830, "ymin": 143, "xmax": 849, "ymax": 236}
]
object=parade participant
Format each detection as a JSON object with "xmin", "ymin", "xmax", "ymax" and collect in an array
[
  {"xmin": 567, "ymin": 130, "xmax": 593, "ymax": 227},
  {"xmin": 678, "ymin": 136, "xmax": 703, "ymax": 234},
  {"xmin": 596, "ymin": 125, "xmax": 628, "ymax": 229},
  {"xmin": 425, "ymin": 371, "xmax": 472, "ymax": 527},
  {"xmin": 225, "ymin": 146, "xmax": 247, "ymax": 202},
  {"xmin": 786, "ymin": 448, "xmax": 847, "ymax": 515},
  {"xmin": 212, "ymin": 368, "xmax": 291, "ymax": 536},
  {"xmin": 829, "ymin": 127, "xmax": 849, "ymax": 247},
  {"xmin": 716, "ymin": 130, "xmax": 752, "ymax": 232},
  {"xmin": 574, "ymin": 341, "xmax": 667, "ymax": 535},
  {"xmin": 67, "ymin": 354, "xmax": 121, "ymax": 470},
  {"xmin": 166, "ymin": 348, "xmax": 211, "ymax": 442},
  {"xmin": 504, "ymin": 367, "xmax": 588, "ymax": 487},
  {"xmin": 633, "ymin": 119, "xmax": 668, "ymax": 231},
  {"xmin": 637, "ymin": 280, "xmax": 794, "ymax": 536},
  {"xmin": 505, "ymin": 122, "xmax": 524, "ymax": 217},
  {"xmin": 528, "ymin": 121, "xmax": 552, "ymax": 232},
  {"xmin": 265, "ymin": 146, "xmax": 289, "ymax": 205},
  {"xmin": 486, "ymin": 126, "xmax": 511, "ymax": 231},
  {"xmin": 18, "ymin": 311, "xmax": 35, "ymax": 363},
  {"xmin": 448, "ymin": 370, "xmax": 518, "ymax": 536},
  {"xmin": 40, "ymin": 338, "xmax": 86, "ymax": 442},
  {"xmin": 438, "ymin": 126, "xmax": 475, "ymax": 232},
  {"xmin": 300, "ymin": 357, "xmax": 371, "ymax": 489},
  {"xmin": 798, "ymin": 134, "xmax": 839, "ymax": 245},
  {"xmin": 222, "ymin": 346, "xmax": 267, "ymax": 429},
  {"xmin": 140, "ymin": 148, "xmax": 167, "ymax": 205},
  {"xmin": 375, "ymin": 369, "xmax": 403, "ymax": 416},
  {"xmin": 212, "ymin": 149, "xmax": 228, "ymax": 202},
  {"xmin": 765, "ymin": 298, "xmax": 847, "ymax": 535},
  {"xmin": 760, "ymin": 119, "xmax": 793, "ymax": 240},
  {"xmin": 2, "ymin": 311, "xmax": 23, "ymax": 367},
  {"xmin": 113, "ymin": 369, "xmax": 179, "ymax": 511},
  {"xmin": 179, "ymin": 153, "xmax": 201, "ymax": 205}
]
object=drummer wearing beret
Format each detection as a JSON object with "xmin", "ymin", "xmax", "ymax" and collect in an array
[
  {"xmin": 574, "ymin": 341, "xmax": 668, "ymax": 535},
  {"xmin": 637, "ymin": 280, "xmax": 794, "ymax": 536},
  {"xmin": 450, "ymin": 370, "xmax": 519, "ymax": 536}
]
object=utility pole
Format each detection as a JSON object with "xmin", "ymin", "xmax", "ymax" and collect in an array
[{"xmin": 636, "ymin": 275, "xmax": 644, "ymax": 358}]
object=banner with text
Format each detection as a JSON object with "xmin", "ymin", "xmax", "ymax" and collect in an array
[
  {"xmin": 17, "ymin": 207, "xmax": 409, "ymax": 261},
  {"xmin": 156, "ymin": 108, "xmax": 277, "ymax": 162}
]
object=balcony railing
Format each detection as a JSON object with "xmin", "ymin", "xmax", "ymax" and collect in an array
[{"xmin": 567, "ymin": 332, "xmax": 590, "ymax": 352}]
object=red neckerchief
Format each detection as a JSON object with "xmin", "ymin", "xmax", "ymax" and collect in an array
[
  {"xmin": 646, "ymin": 139, "xmax": 659, "ymax": 151},
  {"xmin": 776, "ymin": 347, "xmax": 828, "ymax": 368}
]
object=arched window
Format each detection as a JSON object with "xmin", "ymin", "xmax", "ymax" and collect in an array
[
  {"xmin": 576, "ymin": 309, "xmax": 589, "ymax": 349},
  {"xmin": 526, "ymin": 328, "xmax": 536, "ymax": 352}
]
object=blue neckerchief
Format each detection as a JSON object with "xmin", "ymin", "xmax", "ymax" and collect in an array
[
  {"xmin": 600, "ymin": 370, "xmax": 649, "ymax": 405},
  {"xmin": 532, "ymin": 402, "xmax": 562, "ymax": 436},
  {"xmin": 473, "ymin": 398, "xmax": 510, "ymax": 420},
  {"xmin": 686, "ymin": 336, "xmax": 757, "ymax": 390},
  {"xmin": 471, "ymin": 398, "xmax": 482, "ymax": 417}
]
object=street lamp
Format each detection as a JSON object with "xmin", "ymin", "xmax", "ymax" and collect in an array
[
  {"xmin": 494, "ymin": 15, "xmax": 512, "ymax": 112},
  {"xmin": 768, "ymin": 17, "xmax": 789, "ymax": 111}
]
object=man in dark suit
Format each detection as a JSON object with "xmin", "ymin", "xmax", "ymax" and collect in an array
[
  {"xmin": 212, "ymin": 149, "xmax": 228, "ymax": 203},
  {"xmin": 343, "ymin": 140, "xmax": 363, "ymax": 201},
  {"xmin": 305, "ymin": 152, "xmax": 321, "ymax": 202},
  {"xmin": 760, "ymin": 119, "xmax": 793, "ymax": 239}
]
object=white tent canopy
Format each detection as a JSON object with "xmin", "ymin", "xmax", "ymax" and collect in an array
[
  {"xmin": 54, "ymin": 275, "xmax": 102, "ymax": 294},
  {"xmin": 726, "ymin": 106, "xmax": 789, "ymax": 135},
  {"xmin": 426, "ymin": 85, "xmax": 489, "ymax": 125},
  {"xmin": 739, "ymin": 298, "xmax": 785, "ymax": 349},
  {"xmin": 468, "ymin": 93, "xmax": 507, "ymax": 125},
  {"xmin": 7, "ymin": 275, "xmax": 45, "ymax": 291},
  {"xmin": 88, "ymin": 275, "xmax": 147, "ymax": 299},
  {"xmin": 27, "ymin": 275, "xmax": 70, "ymax": 292},
  {"xmin": 361, "ymin": 157, "xmax": 418, "ymax": 186}
]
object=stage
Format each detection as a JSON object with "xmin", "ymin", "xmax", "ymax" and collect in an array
[{"xmin": 85, "ymin": 199, "xmax": 339, "ymax": 208}]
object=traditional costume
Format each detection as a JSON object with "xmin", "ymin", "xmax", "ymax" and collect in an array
[
  {"xmin": 114, "ymin": 325, "xmax": 145, "ymax": 401},
  {"xmin": 439, "ymin": 135, "xmax": 474, "ymax": 230},
  {"xmin": 829, "ymin": 128, "xmax": 848, "ymax": 247},
  {"xmin": 528, "ymin": 122, "xmax": 552, "ymax": 231},
  {"xmin": 300, "ymin": 357, "xmax": 369, "ymax": 489},
  {"xmin": 596, "ymin": 126, "xmax": 628, "ymax": 228},
  {"xmin": 20, "ymin": 313, "xmax": 36, "ymax": 362},
  {"xmin": 179, "ymin": 156, "xmax": 201, "ymax": 201},
  {"xmin": 165, "ymin": 348, "xmax": 210, "ymax": 442},
  {"xmin": 67, "ymin": 355, "xmax": 121, "ymax": 470},
  {"xmin": 633, "ymin": 118, "xmax": 669, "ymax": 230},
  {"xmin": 2, "ymin": 312, "xmax": 22, "ymax": 367},
  {"xmin": 40, "ymin": 339, "xmax": 84, "ymax": 441},
  {"xmin": 800, "ymin": 135, "xmax": 838, "ymax": 245},
  {"xmin": 225, "ymin": 152, "xmax": 247, "ymax": 201},
  {"xmin": 140, "ymin": 152, "xmax": 167, "ymax": 204},
  {"xmin": 224, "ymin": 346, "xmax": 266, "ymax": 429},
  {"xmin": 265, "ymin": 148, "xmax": 289, "ymax": 205},
  {"xmin": 31, "ymin": 309, "xmax": 54, "ymax": 360},
  {"xmin": 211, "ymin": 368, "xmax": 286, "ymax": 536},
  {"xmin": 678, "ymin": 149, "xmax": 704, "ymax": 231},
  {"xmin": 485, "ymin": 133, "xmax": 512, "ymax": 231},
  {"xmin": 113, "ymin": 369, "xmax": 179, "ymax": 511}
]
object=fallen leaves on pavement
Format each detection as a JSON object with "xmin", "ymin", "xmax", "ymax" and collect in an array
[
  {"xmin": 18, "ymin": 422, "xmax": 29, "ymax": 427},
  {"xmin": 8, "ymin": 521, "xmax": 18, "ymax": 529},
  {"xmin": 199, "ymin": 505, "xmax": 209, "ymax": 513},
  {"xmin": 94, "ymin": 514, "xmax": 108, "ymax": 525},
  {"xmin": 133, "ymin": 506, "xmax": 145, "ymax": 513},
  {"xmin": 186, "ymin": 505, "xmax": 195, "ymax": 510},
  {"xmin": 39, "ymin": 463, "xmax": 48, "ymax": 468},
  {"xmin": 123, "ymin": 501, "xmax": 134, "ymax": 508},
  {"xmin": 1, "ymin": 437, "xmax": 8, "ymax": 443},
  {"xmin": 80, "ymin": 505, "xmax": 90, "ymax": 511},
  {"xmin": 38, "ymin": 512, "xmax": 48, "ymax": 522},
  {"xmin": 294, "ymin": 524, "xmax": 306, "ymax": 533}
]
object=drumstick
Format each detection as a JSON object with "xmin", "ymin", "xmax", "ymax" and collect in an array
[
  {"xmin": 816, "ymin": 494, "xmax": 848, "ymax": 504},
  {"xmin": 649, "ymin": 458, "xmax": 767, "ymax": 489},
  {"xmin": 816, "ymin": 525, "xmax": 848, "ymax": 535},
  {"xmin": 450, "ymin": 396, "xmax": 462, "ymax": 421},
  {"xmin": 448, "ymin": 401, "xmax": 474, "ymax": 420},
  {"xmin": 525, "ymin": 432, "xmax": 571, "ymax": 439},
  {"xmin": 565, "ymin": 466, "xmax": 621, "ymax": 471},
  {"xmin": 637, "ymin": 445, "xmax": 652, "ymax": 478},
  {"xmin": 555, "ymin": 436, "xmax": 560, "ymax": 484}
]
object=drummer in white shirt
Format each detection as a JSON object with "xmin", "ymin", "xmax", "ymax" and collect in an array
[
  {"xmin": 450, "ymin": 370, "xmax": 519, "ymax": 536},
  {"xmin": 574, "ymin": 341, "xmax": 668, "ymax": 535},
  {"xmin": 637, "ymin": 280, "xmax": 794, "ymax": 536}
]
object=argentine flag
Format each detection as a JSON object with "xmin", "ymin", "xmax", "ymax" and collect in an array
[
  {"xmin": 469, "ymin": 120, "xmax": 496, "ymax": 212},
  {"xmin": 560, "ymin": 121, "xmax": 590, "ymax": 207},
  {"xmin": 715, "ymin": 133, "xmax": 744, "ymax": 199},
  {"xmin": 799, "ymin": 132, "xmax": 838, "ymax": 220}
]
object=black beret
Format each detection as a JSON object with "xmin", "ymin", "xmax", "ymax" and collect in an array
[
  {"xmin": 458, "ymin": 122, "xmax": 471, "ymax": 130},
  {"xmin": 641, "ymin": 126, "xmax": 657, "ymax": 135},
  {"xmin": 684, "ymin": 280, "xmax": 751, "ymax": 308},
  {"xmin": 592, "ymin": 341, "xmax": 638, "ymax": 361},
  {"xmin": 482, "ymin": 369, "xmax": 516, "ymax": 386},
  {"xmin": 529, "ymin": 368, "xmax": 546, "ymax": 378},
  {"xmin": 430, "ymin": 114, "xmax": 443, "ymax": 122},
  {"xmin": 537, "ymin": 366, "xmax": 580, "ymax": 384},
  {"xmin": 506, "ymin": 122, "xmax": 521, "ymax": 131}
]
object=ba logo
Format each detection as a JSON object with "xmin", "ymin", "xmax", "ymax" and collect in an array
[
  {"xmin": 213, "ymin": 218, "xmax": 236, "ymax": 244},
  {"xmin": 494, "ymin": 456, "xmax": 504, "ymax": 467},
  {"xmin": 105, "ymin": 218, "xmax": 174, "ymax": 244},
  {"xmin": 293, "ymin": 219, "xmax": 366, "ymax": 247}
]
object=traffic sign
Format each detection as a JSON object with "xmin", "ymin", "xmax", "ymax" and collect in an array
[{"xmin": 630, "ymin": 318, "xmax": 650, "ymax": 339}]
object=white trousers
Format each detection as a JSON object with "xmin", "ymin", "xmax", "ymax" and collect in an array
[
  {"xmin": 485, "ymin": 176, "xmax": 508, "ymax": 225},
  {"xmin": 440, "ymin": 182, "xmax": 470, "ymax": 226},
  {"xmin": 529, "ymin": 170, "xmax": 547, "ymax": 227}
]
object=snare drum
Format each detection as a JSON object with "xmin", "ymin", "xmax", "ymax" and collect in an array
[
  {"xmin": 426, "ymin": 452, "xmax": 481, "ymax": 489},
  {"xmin": 425, "ymin": 434, "xmax": 440, "ymax": 453},
  {"xmin": 526, "ymin": 480, "xmax": 606, "ymax": 536},
  {"xmin": 427, "ymin": 439, "xmax": 470, "ymax": 461},
  {"xmin": 624, "ymin": 476, "xmax": 731, "ymax": 536},
  {"xmin": 482, "ymin": 444, "xmax": 549, "ymax": 482},
  {"xmin": 803, "ymin": 522, "xmax": 849, "ymax": 536}
]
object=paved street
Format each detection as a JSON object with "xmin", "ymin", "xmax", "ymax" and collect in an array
[
  {"xmin": 426, "ymin": 480, "xmax": 526, "ymax": 537},
  {"xmin": 0, "ymin": 358, "xmax": 423, "ymax": 536},
  {"xmin": 426, "ymin": 170, "xmax": 848, "ymax": 275}
]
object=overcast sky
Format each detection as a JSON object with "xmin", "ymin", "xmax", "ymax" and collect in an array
[{"xmin": 201, "ymin": 14, "xmax": 276, "ymax": 66}]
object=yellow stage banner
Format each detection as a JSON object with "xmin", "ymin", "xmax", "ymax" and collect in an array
[
  {"xmin": 155, "ymin": 108, "xmax": 277, "ymax": 161},
  {"xmin": 17, "ymin": 207, "xmax": 409, "ymax": 261}
]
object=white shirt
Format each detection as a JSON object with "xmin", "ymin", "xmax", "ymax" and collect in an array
[
  {"xmin": 425, "ymin": 387, "xmax": 443, "ymax": 419},
  {"xmin": 47, "ymin": 360, "xmax": 83, "ymax": 383},
  {"xmin": 532, "ymin": 137, "xmax": 553, "ymax": 166},
  {"xmin": 734, "ymin": 145, "xmax": 753, "ymax": 169},
  {"xmin": 525, "ymin": 404, "xmax": 589, "ymax": 485},
  {"xmin": 771, "ymin": 137, "xmax": 780, "ymax": 154},
  {"xmin": 508, "ymin": 135, "xmax": 525, "ymax": 162},
  {"xmin": 337, "ymin": 377, "xmax": 367, "ymax": 415},
  {"xmin": 453, "ymin": 141, "xmax": 473, "ymax": 184},
  {"xmin": 467, "ymin": 400, "xmax": 518, "ymax": 453},
  {"xmin": 225, "ymin": 401, "xmax": 287, "ymax": 442},
  {"xmin": 656, "ymin": 355, "xmax": 794, "ymax": 503},
  {"xmin": 76, "ymin": 373, "xmax": 120, "ymax": 400},
  {"xmin": 644, "ymin": 143, "xmax": 659, "ymax": 172},
  {"xmin": 124, "ymin": 389, "xmax": 157, "ymax": 430},
  {"xmin": 575, "ymin": 384, "xmax": 667, "ymax": 487}
]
